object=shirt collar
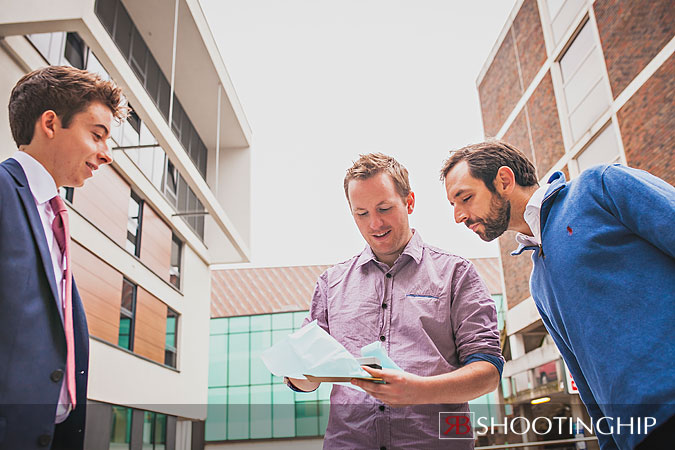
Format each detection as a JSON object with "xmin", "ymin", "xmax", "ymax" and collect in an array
[
  {"xmin": 355, "ymin": 228, "xmax": 424, "ymax": 269},
  {"xmin": 12, "ymin": 151, "xmax": 58, "ymax": 205},
  {"xmin": 515, "ymin": 184, "xmax": 548, "ymax": 247}
]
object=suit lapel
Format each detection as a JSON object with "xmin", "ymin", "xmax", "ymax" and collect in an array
[{"xmin": 4, "ymin": 159, "xmax": 61, "ymax": 307}]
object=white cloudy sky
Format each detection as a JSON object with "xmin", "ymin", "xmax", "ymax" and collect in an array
[{"xmin": 200, "ymin": 0, "xmax": 516, "ymax": 267}]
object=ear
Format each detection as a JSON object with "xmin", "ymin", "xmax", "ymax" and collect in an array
[
  {"xmin": 405, "ymin": 191, "xmax": 415, "ymax": 214},
  {"xmin": 494, "ymin": 166, "xmax": 516, "ymax": 197},
  {"xmin": 38, "ymin": 110, "xmax": 58, "ymax": 139}
]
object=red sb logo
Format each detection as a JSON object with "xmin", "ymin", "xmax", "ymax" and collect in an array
[{"xmin": 439, "ymin": 412, "xmax": 474, "ymax": 440}]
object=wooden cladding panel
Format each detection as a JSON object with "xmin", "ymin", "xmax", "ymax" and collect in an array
[
  {"xmin": 134, "ymin": 288, "xmax": 167, "ymax": 364},
  {"xmin": 73, "ymin": 165, "xmax": 130, "ymax": 247},
  {"xmin": 71, "ymin": 241, "xmax": 123, "ymax": 344},
  {"xmin": 139, "ymin": 205, "xmax": 172, "ymax": 283}
]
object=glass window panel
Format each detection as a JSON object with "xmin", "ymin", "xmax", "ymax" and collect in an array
[
  {"xmin": 95, "ymin": 0, "xmax": 117, "ymax": 34},
  {"xmin": 27, "ymin": 33, "xmax": 53, "ymax": 62},
  {"xmin": 318, "ymin": 400, "xmax": 330, "ymax": 435},
  {"xmin": 177, "ymin": 175, "xmax": 188, "ymax": 213},
  {"xmin": 118, "ymin": 317, "xmax": 131, "ymax": 349},
  {"xmin": 205, "ymin": 388, "xmax": 227, "ymax": 441},
  {"xmin": 272, "ymin": 312, "xmax": 294, "ymax": 330},
  {"xmin": 293, "ymin": 311, "xmax": 308, "ymax": 329},
  {"xmin": 295, "ymin": 389, "xmax": 318, "ymax": 403},
  {"xmin": 560, "ymin": 23, "xmax": 594, "ymax": 83},
  {"xmin": 64, "ymin": 33, "xmax": 85, "ymax": 69},
  {"xmin": 151, "ymin": 148, "xmax": 166, "ymax": 189},
  {"xmin": 227, "ymin": 386, "xmax": 249, "ymax": 440},
  {"xmin": 210, "ymin": 317, "xmax": 228, "ymax": 335},
  {"xmin": 272, "ymin": 384, "xmax": 295, "ymax": 438},
  {"xmin": 576, "ymin": 124, "xmax": 621, "ymax": 172},
  {"xmin": 130, "ymin": 27, "xmax": 147, "ymax": 79},
  {"xmin": 121, "ymin": 280, "xmax": 134, "ymax": 312},
  {"xmin": 228, "ymin": 333, "xmax": 250, "ymax": 386},
  {"xmin": 46, "ymin": 32, "xmax": 65, "ymax": 65},
  {"xmin": 208, "ymin": 334, "xmax": 228, "ymax": 387},
  {"xmin": 109, "ymin": 406, "xmax": 131, "ymax": 449},
  {"xmin": 145, "ymin": 54, "xmax": 160, "ymax": 99},
  {"xmin": 142, "ymin": 412, "xmax": 154, "ymax": 449},
  {"xmin": 250, "ymin": 314, "xmax": 271, "ymax": 332},
  {"xmin": 229, "ymin": 316, "xmax": 250, "ymax": 333},
  {"xmin": 550, "ymin": 0, "xmax": 586, "ymax": 44},
  {"xmin": 154, "ymin": 414, "xmax": 166, "ymax": 449},
  {"xmin": 250, "ymin": 331, "xmax": 271, "ymax": 385},
  {"xmin": 86, "ymin": 51, "xmax": 110, "ymax": 80},
  {"xmin": 250, "ymin": 385, "xmax": 272, "ymax": 439},
  {"xmin": 158, "ymin": 74, "xmax": 170, "ymax": 120},
  {"xmin": 295, "ymin": 401, "xmax": 319, "ymax": 437},
  {"xmin": 113, "ymin": 4, "xmax": 132, "ymax": 59},
  {"xmin": 165, "ymin": 312, "xmax": 177, "ymax": 348},
  {"xmin": 569, "ymin": 80, "xmax": 609, "ymax": 141},
  {"xmin": 563, "ymin": 50, "xmax": 604, "ymax": 112},
  {"xmin": 317, "ymin": 383, "xmax": 332, "ymax": 402}
]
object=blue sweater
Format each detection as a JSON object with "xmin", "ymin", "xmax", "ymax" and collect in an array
[{"xmin": 513, "ymin": 164, "xmax": 675, "ymax": 450}]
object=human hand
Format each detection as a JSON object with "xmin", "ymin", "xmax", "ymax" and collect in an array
[{"xmin": 351, "ymin": 366, "xmax": 426, "ymax": 407}]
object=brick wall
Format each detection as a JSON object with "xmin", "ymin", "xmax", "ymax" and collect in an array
[
  {"xmin": 512, "ymin": 0, "xmax": 547, "ymax": 90},
  {"xmin": 618, "ymin": 54, "xmax": 675, "ymax": 185},
  {"xmin": 503, "ymin": 108, "xmax": 537, "ymax": 174},
  {"xmin": 594, "ymin": 0, "xmax": 674, "ymax": 98},
  {"xmin": 498, "ymin": 231, "xmax": 533, "ymax": 309},
  {"xmin": 528, "ymin": 72, "xmax": 565, "ymax": 177},
  {"xmin": 479, "ymin": 30, "xmax": 523, "ymax": 137}
]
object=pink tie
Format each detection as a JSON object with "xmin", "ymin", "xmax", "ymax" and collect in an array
[{"xmin": 50, "ymin": 195, "xmax": 76, "ymax": 408}]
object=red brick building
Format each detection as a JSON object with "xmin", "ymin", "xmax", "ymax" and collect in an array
[{"xmin": 477, "ymin": 0, "xmax": 673, "ymax": 445}]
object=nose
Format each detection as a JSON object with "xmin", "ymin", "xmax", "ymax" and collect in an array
[
  {"xmin": 454, "ymin": 206, "xmax": 467, "ymax": 224},
  {"xmin": 98, "ymin": 143, "xmax": 113, "ymax": 165},
  {"xmin": 369, "ymin": 214, "xmax": 384, "ymax": 230}
]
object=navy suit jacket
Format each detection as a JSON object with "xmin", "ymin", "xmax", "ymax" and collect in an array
[{"xmin": 0, "ymin": 158, "xmax": 89, "ymax": 450}]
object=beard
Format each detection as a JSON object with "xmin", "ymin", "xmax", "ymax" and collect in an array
[{"xmin": 469, "ymin": 193, "xmax": 511, "ymax": 242}]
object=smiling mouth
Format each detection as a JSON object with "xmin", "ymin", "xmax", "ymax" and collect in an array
[
  {"xmin": 85, "ymin": 162, "xmax": 98, "ymax": 172},
  {"xmin": 373, "ymin": 230, "xmax": 391, "ymax": 239}
]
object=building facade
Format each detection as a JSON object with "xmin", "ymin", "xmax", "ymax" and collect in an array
[
  {"xmin": 477, "ymin": 0, "xmax": 673, "ymax": 446},
  {"xmin": 207, "ymin": 259, "xmax": 505, "ymax": 449},
  {"xmin": 0, "ymin": 0, "xmax": 252, "ymax": 448}
]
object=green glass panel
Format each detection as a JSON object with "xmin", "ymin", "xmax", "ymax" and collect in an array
[
  {"xmin": 319, "ymin": 400, "xmax": 330, "ymax": 435},
  {"xmin": 208, "ymin": 334, "xmax": 228, "ymax": 387},
  {"xmin": 228, "ymin": 333, "xmax": 250, "ymax": 386},
  {"xmin": 227, "ymin": 386, "xmax": 249, "ymax": 440},
  {"xmin": 295, "ymin": 389, "xmax": 318, "ymax": 402},
  {"xmin": 295, "ymin": 401, "xmax": 319, "ymax": 437},
  {"xmin": 250, "ymin": 331, "xmax": 271, "ymax": 385},
  {"xmin": 165, "ymin": 316, "xmax": 176, "ymax": 347},
  {"xmin": 110, "ymin": 406, "xmax": 131, "ymax": 449},
  {"xmin": 154, "ymin": 413, "xmax": 166, "ymax": 448},
  {"xmin": 210, "ymin": 317, "xmax": 228, "ymax": 335},
  {"xmin": 205, "ymin": 388, "xmax": 227, "ymax": 441},
  {"xmin": 272, "ymin": 384, "xmax": 295, "ymax": 438},
  {"xmin": 229, "ymin": 316, "xmax": 250, "ymax": 333},
  {"xmin": 250, "ymin": 314, "xmax": 271, "ymax": 332},
  {"xmin": 317, "ymin": 382, "xmax": 332, "ymax": 401},
  {"xmin": 118, "ymin": 317, "xmax": 131, "ymax": 349},
  {"xmin": 293, "ymin": 311, "xmax": 308, "ymax": 329},
  {"xmin": 271, "ymin": 312, "xmax": 293, "ymax": 330},
  {"xmin": 142, "ymin": 412, "xmax": 154, "ymax": 446},
  {"xmin": 250, "ymin": 385, "xmax": 272, "ymax": 439}
]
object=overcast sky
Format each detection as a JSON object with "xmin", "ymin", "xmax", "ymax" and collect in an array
[{"xmin": 200, "ymin": 0, "xmax": 516, "ymax": 267}]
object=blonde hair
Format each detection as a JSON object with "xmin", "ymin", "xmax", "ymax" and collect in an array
[{"xmin": 343, "ymin": 153, "xmax": 411, "ymax": 201}]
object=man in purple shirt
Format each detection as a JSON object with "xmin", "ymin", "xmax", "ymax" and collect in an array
[{"xmin": 286, "ymin": 153, "xmax": 503, "ymax": 449}]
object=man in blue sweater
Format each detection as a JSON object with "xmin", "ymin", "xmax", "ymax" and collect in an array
[{"xmin": 440, "ymin": 141, "xmax": 674, "ymax": 450}]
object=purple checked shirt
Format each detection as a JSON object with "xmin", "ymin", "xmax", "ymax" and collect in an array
[{"xmin": 301, "ymin": 231, "xmax": 502, "ymax": 449}]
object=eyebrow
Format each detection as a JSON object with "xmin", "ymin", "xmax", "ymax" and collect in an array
[
  {"xmin": 353, "ymin": 201, "xmax": 392, "ymax": 211},
  {"xmin": 93, "ymin": 123, "xmax": 110, "ymax": 137}
]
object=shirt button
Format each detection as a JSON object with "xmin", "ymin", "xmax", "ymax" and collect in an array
[
  {"xmin": 381, "ymin": 303, "xmax": 387, "ymax": 309},
  {"xmin": 379, "ymin": 405, "xmax": 385, "ymax": 411},
  {"xmin": 385, "ymin": 273, "xmax": 392, "ymax": 278},
  {"xmin": 379, "ymin": 335, "xmax": 386, "ymax": 342},
  {"xmin": 37, "ymin": 434, "xmax": 52, "ymax": 447},
  {"xmin": 50, "ymin": 369, "xmax": 64, "ymax": 382}
]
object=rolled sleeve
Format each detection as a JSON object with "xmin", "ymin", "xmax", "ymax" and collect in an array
[
  {"xmin": 301, "ymin": 270, "xmax": 330, "ymax": 333},
  {"xmin": 450, "ymin": 260, "xmax": 504, "ymax": 367}
]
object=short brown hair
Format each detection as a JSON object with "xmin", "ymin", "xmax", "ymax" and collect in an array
[
  {"xmin": 344, "ymin": 153, "xmax": 411, "ymax": 201},
  {"xmin": 8, "ymin": 65, "xmax": 127, "ymax": 147},
  {"xmin": 440, "ymin": 140, "xmax": 538, "ymax": 192}
]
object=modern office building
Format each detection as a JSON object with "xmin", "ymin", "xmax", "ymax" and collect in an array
[
  {"xmin": 206, "ymin": 259, "xmax": 505, "ymax": 449},
  {"xmin": 477, "ymin": 0, "xmax": 673, "ymax": 446},
  {"xmin": 0, "ymin": 0, "xmax": 252, "ymax": 448}
]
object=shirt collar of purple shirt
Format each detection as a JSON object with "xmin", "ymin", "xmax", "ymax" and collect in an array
[{"xmin": 354, "ymin": 228, "xmax": 423, "ymax": 269}]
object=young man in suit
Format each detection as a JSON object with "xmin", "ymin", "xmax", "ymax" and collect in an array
[{"xmin": 0, "ymin": 65, "xmax": 126, "ymax": 450}]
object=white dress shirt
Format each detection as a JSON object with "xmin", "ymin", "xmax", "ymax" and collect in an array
[
  {"xmin": 12, "ymin": 151, "xmax": 72, "ymax": 423},
  {"xmin": 515, "ymin": 183, "xmax": 549, "ymax": 248}
]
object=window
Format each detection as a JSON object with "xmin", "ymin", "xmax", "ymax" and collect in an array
[
  {"xmin": 109, "ymin": 406, "xmax": 132, "ymax": 450},
  {"xmin": 126, "ymin": 191, "xmax": 143, "ymax": 256},
  {"xmin": 163, "ymin": 160, "xmax": 178, "ymax": 206},
  {"xmin": 206, "ymin": 312, "xmax": 330, "ymax": 441},
  {"xmin": 546, "ymin": 0, "xmax": 585, "ymax": 44},
  {"xmin": 575, "ymin": 123, "xmax": 621, "ymax": 172},
  {"xmin": 119, "ymin": 279, "xmax": 137, "ymax": 351},
  {"xmin": 170, "ymin": 234, "xmax": 182, "ymax": 289},
  {"xmin": 64, "ymin": 33, "xmax": 86, "ymax": 69},
  {"xmin": 559, "ymin": 21, "xmax": 611, "ymax": 143},
  {"xmin": 165, "ymin": 309, "xmax": 178, "ymax": 368},
  {"xmin": 142, "ymin": 412, "xmax": 166, "ymax": 450},
  {"xmin": 59, "ymin": 187, "xmax": 74, "ymax": 204}
]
